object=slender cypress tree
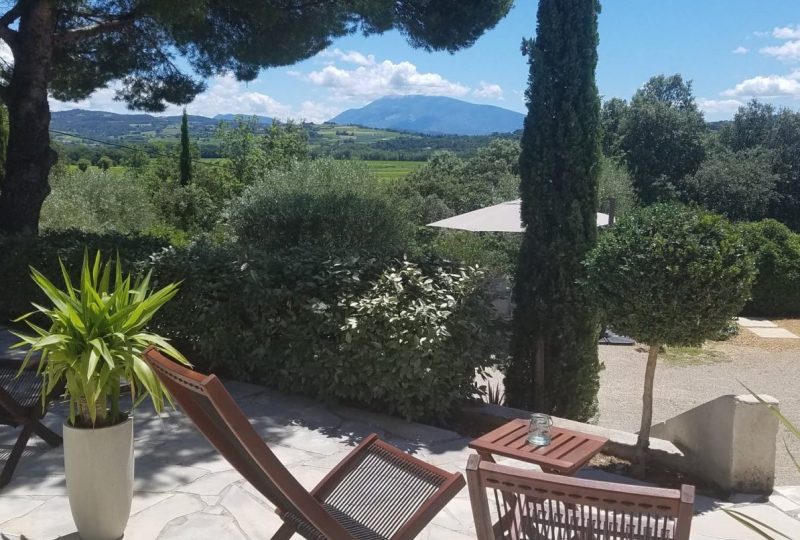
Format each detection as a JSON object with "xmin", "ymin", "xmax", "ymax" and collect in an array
[
  {"xmin": 179, "ymin": 109, "xmax": 192, "ymax": 186},
  {"xmin": 506, "ymin": 0, "xmax": 602, "ymax": 420}
]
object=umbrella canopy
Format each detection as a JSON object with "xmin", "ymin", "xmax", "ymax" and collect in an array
[{"xmin": 427, "ymin": 199, "xmax": 610, "ymax": 232}]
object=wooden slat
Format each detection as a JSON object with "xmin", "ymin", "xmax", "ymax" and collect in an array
[{"xmin": 469, "ymin": 420, "xmax": 609, "ymax": 476}]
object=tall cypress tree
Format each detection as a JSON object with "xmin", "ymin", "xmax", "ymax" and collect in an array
[
  {"xmin": 506, "ymin": 0, "xmax": 602, "ymax": 420},
  {"xmin": 179, "ymin": 109, "xmax": 192, "ymax": 186}
]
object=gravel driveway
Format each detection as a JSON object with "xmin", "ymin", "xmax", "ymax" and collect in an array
[{"xmin": 598, "ymin": 330, "xmax": 800, "ymax": 486}]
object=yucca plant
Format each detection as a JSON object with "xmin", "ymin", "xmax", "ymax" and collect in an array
[{"xmin": 13, "ymin": 251, "xmax": 188, "ymax": 428}]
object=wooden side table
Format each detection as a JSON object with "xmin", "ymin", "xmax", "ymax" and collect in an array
[{"xmin": 469, "ymin": 418, "xmax": 608, "ymax": 476}]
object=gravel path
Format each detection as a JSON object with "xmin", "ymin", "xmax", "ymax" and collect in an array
[{"xmin": 598, "ymin": 334, "xmax": 800, "ymax": 486}]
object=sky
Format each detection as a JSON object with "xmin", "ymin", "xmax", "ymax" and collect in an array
[{"xmin": 50, "ymin": 1, "xmax": 800, "ymax": 123}]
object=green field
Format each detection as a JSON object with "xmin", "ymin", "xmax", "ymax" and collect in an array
[
  {"xmin": 65, "ymin": 158, "xmax": 424, "ymax": 182},
  {"xmin": 362, "ymin": 160, "xmax": 424, "ymax": 181}
]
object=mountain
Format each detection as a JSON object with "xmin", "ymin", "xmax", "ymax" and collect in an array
[
  {"xmin": 329, "ymin": 95, "xmax": 525, "ymax": 136},
  {"xmin": 213, "ymin": 113, "xmax": 273, "ymax": 125},
  {"xmin": 51, "ymin": 109, "xmax": 272, "ymax": 142}
]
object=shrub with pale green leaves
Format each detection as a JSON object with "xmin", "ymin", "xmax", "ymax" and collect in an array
[
  {"xmin": 227, "ymin": 159, "xmax": 413, "ymax": 255},
  {"xmin": 41, "ymin": 169, "xmax": 159, "ymax": 234}
]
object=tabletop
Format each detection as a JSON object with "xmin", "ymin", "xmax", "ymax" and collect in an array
[{"xmin": 469, "ymin": 418, "xmax": 608, "ymax": 476}]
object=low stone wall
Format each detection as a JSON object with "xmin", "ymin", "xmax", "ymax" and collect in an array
[{"xmin": 651, "ymin": 394, "xmax": 779, "ymax": 494}]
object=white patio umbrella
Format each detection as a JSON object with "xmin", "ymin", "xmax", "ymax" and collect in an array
[{"xmin": 427, "ymin": 199, "xmax": 610, "ymax": 232}]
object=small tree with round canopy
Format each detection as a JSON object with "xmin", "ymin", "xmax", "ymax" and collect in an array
[{"xmin": 583, "ymin": 203, "xmax": 755, "ymax": 469}]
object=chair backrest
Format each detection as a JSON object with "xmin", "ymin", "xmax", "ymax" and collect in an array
[
  {"xmin": 143, "ymin": 347, "xmax": 353, "ymax": 538},
  {"xmin": 466, "ymin": 454, "xmax": 694, "ymax": 540}
]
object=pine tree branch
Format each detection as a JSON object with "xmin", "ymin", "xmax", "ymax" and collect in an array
[
  {"xmin": 55, "ymin": 12, "xmax": 138, "ymax": 45},
  {"xmin": 0, "ymin": 2, "xmax": 22, "ymax": 27}
]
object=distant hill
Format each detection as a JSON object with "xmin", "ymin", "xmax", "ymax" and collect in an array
[
  {"xmin": 51, "ymin": 110, "xmax": 272, "ymax": 142},
  {"xmin": 213, "ymin": 114, "xmax": 272, "ymax": 125},
  {"xmin": 329, "ymin": 95, "xmax": 525, "ymax": 136}
]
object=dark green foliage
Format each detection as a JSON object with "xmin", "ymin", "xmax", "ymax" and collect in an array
[
  {"xmin": 720, "ymin": 100, "xmax": 800, "ymax": 231},
  {"xmin": 600, "ymin": 97, "xmax": 627, "ymax": 158},
  {"xmin": 147, "ymin": 245, "xmax": 504, "ymax": 421},
  {"xmin": 95, "ymin": 156, "xmax": 113, "ymax": 170},
  {"xmin": 739, "ymin": 220, "xmax": 800, "ymax": 316},
  {"xmin": 583, "ymin": 204, "xmax": 755, "ymax": 346},
  {"xmin": 179, "ymin": 109, "xmax": 192, "ymax": 186},
  {"xmin": 76, "ymin": 159, "xmax": 91, "ymax": 172},
  {"xmin": 227, "ymin": 159, "xmax": 413, "ymax": 255},
  {"xmin": 681, "ymin": 148, "xmax": 777, "ymax": 222},
  {"xmin": 0, "ymin": 104, "xmax": 7, "ymax": 183},
  {"xmin": 618, "ymin": 74, "xmax": 707, "ymax": 204},
  {"xmin": 507, "ymin": 0, "xmax": 601, "ymax": 420},
  {"xmin": 0, "ymin": 231, "xmax": 168, "ymax": 324}
]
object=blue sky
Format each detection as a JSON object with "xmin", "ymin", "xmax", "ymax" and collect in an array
[{"xmin": 52, "ymin": 1, "xmax": 800, "ymax": 123}]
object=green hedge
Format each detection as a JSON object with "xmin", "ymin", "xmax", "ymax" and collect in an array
[
  {"xmin": 146, "ymin": 243, "xmax": 504, "ymax": 421},
  {"xmin": 0, "ymin": 231, "xmax": 168, "ymax": 324},
  {"xmin": 740, "ymin": 219, "xmax": 800, "ymax": 316}
]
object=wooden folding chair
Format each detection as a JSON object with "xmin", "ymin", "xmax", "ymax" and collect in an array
[
  {"xmin": 0, "ymin": 359, "xmax": 63, "ymax": 488},
  {"xmin": 466, "ymin": 454, "xmax": 694, "ymax": 540},
  {"xmin": 143, "ymin": 347, "xmax": 465, "ymax": 540}
]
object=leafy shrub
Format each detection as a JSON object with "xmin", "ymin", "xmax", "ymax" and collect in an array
[
  {"xmin": 41, "ymin": 168, "xmax": 159, "ymax": 234},
  {"xmin": 148, "ymin": 244, "xmax": 504, "ymax": 421},
  {"xmin": 598, "ymin": 156, "xmax": 637, "ymax": 219},
  {"xmin": 227, "ymin": 159, "xmax": 413, "ymax": 255},
  {"xmin": 740, "ymin": 219, "xmax": 800, "ymax": 316},
  {"xmin": 681, "ymin": 148, "xmax": 777, "ymax": 222},
  {"xmin": 583, "ymin": 203, "xmax": 754, "ymax": 465},
  {"xmin": 96, "ymin": 155, "xmax": 113, "ymax": 170},
  {"xmin": 397, "ymin": 140, "xmax": 519, "ymax": 220},
  {"xmin": 0, "ymin": 231, "xmax": 168, "ymax": 324}
]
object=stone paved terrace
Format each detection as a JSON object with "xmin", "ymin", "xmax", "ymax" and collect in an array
[{"xmin": 1, "ymin": 380, "xmax": 800, "ymax": 539}]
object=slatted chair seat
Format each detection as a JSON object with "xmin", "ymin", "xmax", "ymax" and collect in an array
[
  {"xmin": 0, "ymin": 360, "xmax": 63, "ymax": 488},
  {"xmin": 143, "ymin": 347, "xmax": 465, "ymax": 540},
  {"xmin": 466, "ymin": 454, "xmax": 694, "ymax": 540}
]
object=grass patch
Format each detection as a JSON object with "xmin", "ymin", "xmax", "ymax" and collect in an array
[
  {"xmin": 362, "ymin": 160, "xmax": 425, "ymax": 182},
  {"xmin": 661, "ymin": 345, "xmax": 725, "ymax": 365}
]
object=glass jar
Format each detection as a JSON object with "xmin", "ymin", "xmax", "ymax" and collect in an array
[{"xmin": 527, "ymin": 413, "xmax": 553, "ymax": 446}]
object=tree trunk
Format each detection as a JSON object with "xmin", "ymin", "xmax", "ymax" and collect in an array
[
  {"xmin": 634, "ymin": 343, "xmax": 660, "ymax": 474},
  {"xmin": 0, "ymin": 0, "xmax": 57, "ymax": 236},
  {"xmin": 534, "ymin": 337, "xmax": 546, "ymax": 411}
]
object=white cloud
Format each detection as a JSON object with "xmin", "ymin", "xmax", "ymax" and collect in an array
[
  {"xmin": 773, "ymin": 25, "xmax": 800, "ymax": 40},
  {"xmin": 722, "ymin": 70, "xmax": 800, "ymax": 98},
  {"xmin": 696, "ymin": 97, "xmax": 745, "ymax": 114},
  {"xmin": 49, "ymin": 74, "xmax": 337, "ymax": 123},
  {"xmin": 761, "ymin": 40, "xmax": 800, "ymax": 62},
  {"xmin": 732, "ymin": 46, "xmax": 749, "ymax": 55},
  {"xmin": 473, "ymin": 81, "xmax": 504, "ymax": 99},
  {"xmin": 304, "ymin": 59, "xmax": 469, "ymax": 100},
  {"xmin": 319, "ymin": 48, "xmax": 375, "ymax": 67},
  {"xmin": 0, "ymin": 40, "xmax": 12, "ymax": 66}
]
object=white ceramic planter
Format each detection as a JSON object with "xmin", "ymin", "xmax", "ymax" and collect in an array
[{"xmin": 63, "ymin": 417, "xmax": 134, "ymax": 540}]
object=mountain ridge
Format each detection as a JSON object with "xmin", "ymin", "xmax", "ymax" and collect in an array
[{"xmin": 329, "ymin": 95, "xmax": 525, "ymax": 136}]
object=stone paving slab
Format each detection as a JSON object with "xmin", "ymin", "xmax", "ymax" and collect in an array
[
  {"xmin": 737, "ymin": 317, "xmax": 778, "ymax": 328},
  {"xmin": 748, "ymin": 326, "xmax": 800, "ymax": 339},
  {"xmin": 2, "ymin": 380, "xmax": 800, "ymax": 539}
]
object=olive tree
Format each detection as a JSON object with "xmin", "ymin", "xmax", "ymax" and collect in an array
[{"xmin": 583, "ymin": 203, "xmax": 755, "ymax": 468}]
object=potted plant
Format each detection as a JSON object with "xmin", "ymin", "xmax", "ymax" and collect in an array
[{"xmin": 13, "ymin": 252, "xmax": 188, "ymax": 540}]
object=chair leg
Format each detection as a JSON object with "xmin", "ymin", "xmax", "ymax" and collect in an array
[
  {"xmin": 33, "ymin": 421, "xmax": 62, "ymax": 447},
  {"xmin": 0, "ymin": 422, "xmax": 35, "ymax": 488},
  {"xmin": 271, "ymin": 522, "xmax": 296, "ymax": 540}
]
